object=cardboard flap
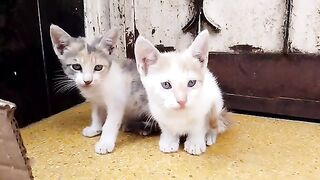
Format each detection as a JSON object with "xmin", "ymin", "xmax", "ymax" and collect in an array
[{"xmin": 0, "ymin": 99, "xmax": 33, "ymax": 179}]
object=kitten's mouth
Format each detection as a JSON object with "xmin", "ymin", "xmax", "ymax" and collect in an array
[
  {"xmin": 81, "ymin": 84, "xmax": 92, "ymax": 88},
  {"xmin": 173, "ymin": 106, "xmax": 186, "ymax": 111}
]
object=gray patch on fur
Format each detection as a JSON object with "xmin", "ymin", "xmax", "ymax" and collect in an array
[
  {"xmin": 63, "ymin": 38, "xmax": 86, "ymax": 58},
  {"xmin": 123, "ymin": 60, "xmax": 135, "ymax": 70},
  {"xmin": 86, "ymin": 45, "xmax": 96, "ymax": 54},
  {"xmin": 87, "ymin": 36, "xmax": 103, "ymax": 54},
  {"xmin": 131, "ymin": 80, "xmax": 144, "ymax": 95},
  {"xmin": 139, "ymin": 94, "xmax": 147, "ymax": 104}
]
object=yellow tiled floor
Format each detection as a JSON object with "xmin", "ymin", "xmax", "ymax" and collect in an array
[{"xmin": 21, "ymin": 103, "xmax": 320, "ymax": 179}]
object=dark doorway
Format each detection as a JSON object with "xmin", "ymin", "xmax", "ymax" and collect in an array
[{"xmin": 0, "ymin": 0, "xmax": 84, "ymax": 127}]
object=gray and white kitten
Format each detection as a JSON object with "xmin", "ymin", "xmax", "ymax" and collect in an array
[{"xmin": 49, "ymin": 25, "xmax": 153, "ymax": 154}]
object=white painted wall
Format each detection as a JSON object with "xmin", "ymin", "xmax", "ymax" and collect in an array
[
  {"xmin": 134, "ymin": 0, "xmax": 194, "ymax": 51},
  {"xmin": 84, "ymin": 0, "xmax": 110, "ymax": 40},
  {"xmin": 289, "ymin": 0, "xmax": 320, "ymax": 53},
  {"xmin": 84, "ymin": 0, "xmax": 128, "ymax": 60},
  {"xmin": 85, "ymin": 0, "xmax": 320, "ymax": 55},
  {"xmin": 204, "ymin": 0, "xmax": 286, "ymax": 53}
]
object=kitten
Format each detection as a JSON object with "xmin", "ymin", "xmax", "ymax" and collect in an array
[
  {"xmin": 134, "ymin": 30, "xmax": 229, "ymax": 155},
  {"xmin": 49, "ymin": 24, "xmax": 151, "ymax": 154}
]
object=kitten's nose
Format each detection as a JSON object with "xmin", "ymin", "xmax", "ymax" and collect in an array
[
  {"xmin": 84, "ymin": 80, "xmax": 92, "ymax": 85},
  {"xmin": 177, "ymin": 100, "xmax": 187, "ymax": 108}
]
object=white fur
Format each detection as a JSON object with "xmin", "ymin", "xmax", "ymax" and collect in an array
[
  {"xmin": 79, "ymin": 62, "xmax": 133, "ymax": 154},
  {"xmin": 135, "ymin": 30, "xmax": 224, "ymax": 155},
  {"xmin": 50, "ymin": 25, "xmax": 147, "ymax": 154}
]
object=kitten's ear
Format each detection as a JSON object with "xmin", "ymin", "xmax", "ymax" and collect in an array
[
  {"xmin": 134, "ymin": 36, "xmax": 160, "ymax": 75},
  {"xmin": 188, "ymin": 30, "xmax": 209, "ymax": 66},
  {"xmin": 50, "ymin": 24, "xmax": 72, "ymax": 58},
  {"xmin": 99, "ymin": 27, "xmax": 119, "ymax": 54}
]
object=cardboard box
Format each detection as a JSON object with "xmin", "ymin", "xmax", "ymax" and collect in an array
[{"xmin": 0, "ymin": 99, "xmax": 33, "ymax": 180}]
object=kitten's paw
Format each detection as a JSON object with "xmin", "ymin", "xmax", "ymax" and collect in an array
[
  {"xmin": 184, "ymin": 140, "xmax": 206, "ymax": 155},
  {"xmin": 206, "ymin": 130, "xmax": 217, "ymax": 146},
  {"xmin": 95, "ymin": 141, "xmax": 115, "ymax": 154},
  {"xmin": 159, "ymin": 139, "xmax": 179, "ymax": 153},
  {"xmin": 139, "ymin": 130, "xmax": 152, "ymax": 136},
  {"xmin": 82, "ymin": 126, "xmax": 102, "ymax": 137}
]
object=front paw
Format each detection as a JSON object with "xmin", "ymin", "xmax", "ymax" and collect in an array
[
  {"xmin": 95, "ymin": 140, "xmax": 115, "ymax": 154},
  {"xmin": 206, "ymin": 130, "xmax": 217, "ymax": 146},
  {"xmin": 159, "ymin": 138, "xmax": 179, "ymax": 153},
  {"xmin": 184, "ymin": 140, "xmax": 206, "ymax": 155},
  {"xmin": 82, "ymin": 126, "xmax": 102, "ymax": 137}
]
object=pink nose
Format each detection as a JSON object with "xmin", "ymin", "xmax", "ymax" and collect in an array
[
  {"xmin": 177, "ymin": 100, "xmax": 187, "ymax": 108},
  {"xmin": 84, "ymin": 80, "xmax": 92, "ymax": 85}
]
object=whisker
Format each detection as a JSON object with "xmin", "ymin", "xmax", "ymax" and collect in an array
[
  {"xmin": 51, "ymin": 71, "xmax": 79, "ymax": 94},
  {"xmin": 53, "ymin": 79, "xmax": 77, "ymax": 94},
  {"xmin": 144, "ymin": 114, "xmax": 154, "ymax": 128},
  {"xmin": 53, "ymin": 69, "xmax": 65, "ymax": 73},
  {"xmin": 52, "ymin": 77, "xmax": 72, "ymax": 81},
  {"xmin": 55, "ymin": 84, "xmax": 68, "ymax": 93},
  {"xmin": 53, "ymin": 80, "xmax": 73, "ymax": 87},
  {"xmin": 53, "ymin": 80, "xmax": 73, "ymax": 90},
  {"xmin": 56, "ymin": 84, "xmax": 72, "ymax": 94},
  {"xmin": 64, "ymin": 84, "xmax": 78, "ymax": 94},
  {"xmin": 52, "ymin": 74, "xmax": 67, "ymax": 78}
]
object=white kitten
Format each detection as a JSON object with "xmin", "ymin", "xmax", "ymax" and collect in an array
[
  {"xmin": 50, "ymin": 25, "xmax": 150, "ymax": 154},
  {"xmin": 135, "ymin": 30, "xmax": 228, "ymax": 155}
]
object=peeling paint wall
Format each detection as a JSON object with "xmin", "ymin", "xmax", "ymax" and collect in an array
[
  {"xmin": 85, "ymin": 0, "xmax": 319, "ymax": 56},
  {"xmin": 289, "ymin": 0, "xmax": 320, "ymax": 53},
  {"xmin": 85, "ymin": 0, "xmax": 196, "ymax": 58},
  {"xmin": 84, "ymin": 0, "xmax": 110, "ymax": 40},
  {"xmin": 108, "ymin": 0, "xmax": 128, "ymax": 60},
  {"xmin": 204, "ymin": 0, "xmax": 287, "ymax": 53},
  {"xmin": 134, "ymin": 0, "xmax": 195, "ymax": 51},
  {"xmin": 84, "ymin": 0, "xmax": 129, "ymax": 60}
]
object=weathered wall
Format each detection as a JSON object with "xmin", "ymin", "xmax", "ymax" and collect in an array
[
  {"xmin": 84, "ymin": 0, "xmax": 195, "ymax": 56},
  {"xmin": 204, "ymin": 0, "xmax": 287, "ymax": 53},
  {"xmin": 84, "ymin": 0, "xmax": 320, "ymax": 55},
  {"xmin": 84, "ymin": 0, "xmax": 127, "ymax": 60},
  {"xmin": 134, "ymin": 0, "xmax": 194, "ymax": 51},
  {"xmin": 289, "ymin": 0, "xmax": 320, "ymax": 53}
]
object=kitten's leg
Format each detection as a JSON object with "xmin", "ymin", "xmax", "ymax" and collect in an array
[
  {"xmin": 184, "ymin": 124, "xmax": 207, "ymax": 155},
  {"xmin": 159, "ymin": 128, "xmax": 180, "ymax": 153},
  {"xmin": 206, "ymin": 128, "xmax": 218, "ymax": 146},
  {"xmin": 82, "ymin": 104, "xmax": 106, "ymax": 137},
  {"xmin": 95, "ymin": 102, "xmax": 125, "ymax": 154}
]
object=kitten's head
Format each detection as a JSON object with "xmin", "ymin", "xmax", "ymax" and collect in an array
[
  {"xmin": 135, "ymin": 30, "xmax": 209, "ymax": 110},
  {"xmin": 50, "ymin": 24, "xmax": 118, "ymax": 89}
]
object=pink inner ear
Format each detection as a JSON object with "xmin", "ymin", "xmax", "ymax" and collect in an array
[
  {"xmin": 103, "ymin": 38, "xmax": 113, "ymax": 46},
  {"xmin": 100, "ymin": 37, "xmax": 115, "ymax": 54},
  {"xmin": 135, "ymin": 36, "xmax": 160, "ymax": 75},
  {"xmin": 56, "ymin": 41, "xmax": 68, "ymax": 55},
  {"xmin": 193, "ymin": 53, "xmax": 205, "ymax": 63},
  {"xmin": 189, "ymin": 31, "xmax": 209, "ymax": 65},
  {"xmin": 142, "ymin": 58, "xmax": 154, "ymax": 75},
  {"xmin": 142, "ymin": 58, "xmax": 149, "ymax": 75},
  {"xmin": 51, "ymin": 31, "xmax": 62, "ymax": 45}
]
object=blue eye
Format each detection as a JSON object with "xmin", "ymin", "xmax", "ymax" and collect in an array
[
  {"xmin": 71, "ymin": 64, "xmax": 82, "ymax": 71},
  {"xmin": 161, "ymin": 81, "xmax": 172, "ymax": 89},
  {"xmin": 187, "ymin": 80, "xmax": 196, "ymax": 87},
  {"xmin": 94, "ymin": 65, "xmax": 103, "ymax": 71}
]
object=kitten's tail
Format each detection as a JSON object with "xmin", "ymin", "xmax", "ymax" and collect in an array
[{"xmin": 209, "ymin": 108, "xmax": 232, "ymax": 134}]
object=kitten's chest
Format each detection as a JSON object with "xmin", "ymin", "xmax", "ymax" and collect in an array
[
  {"xmin": 156, "ymin": 110, "xmax": 206, "ymax": 134},
  {"xmin": 80, "ymin": 86, "xmax": 106, "ymax": 104}
]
